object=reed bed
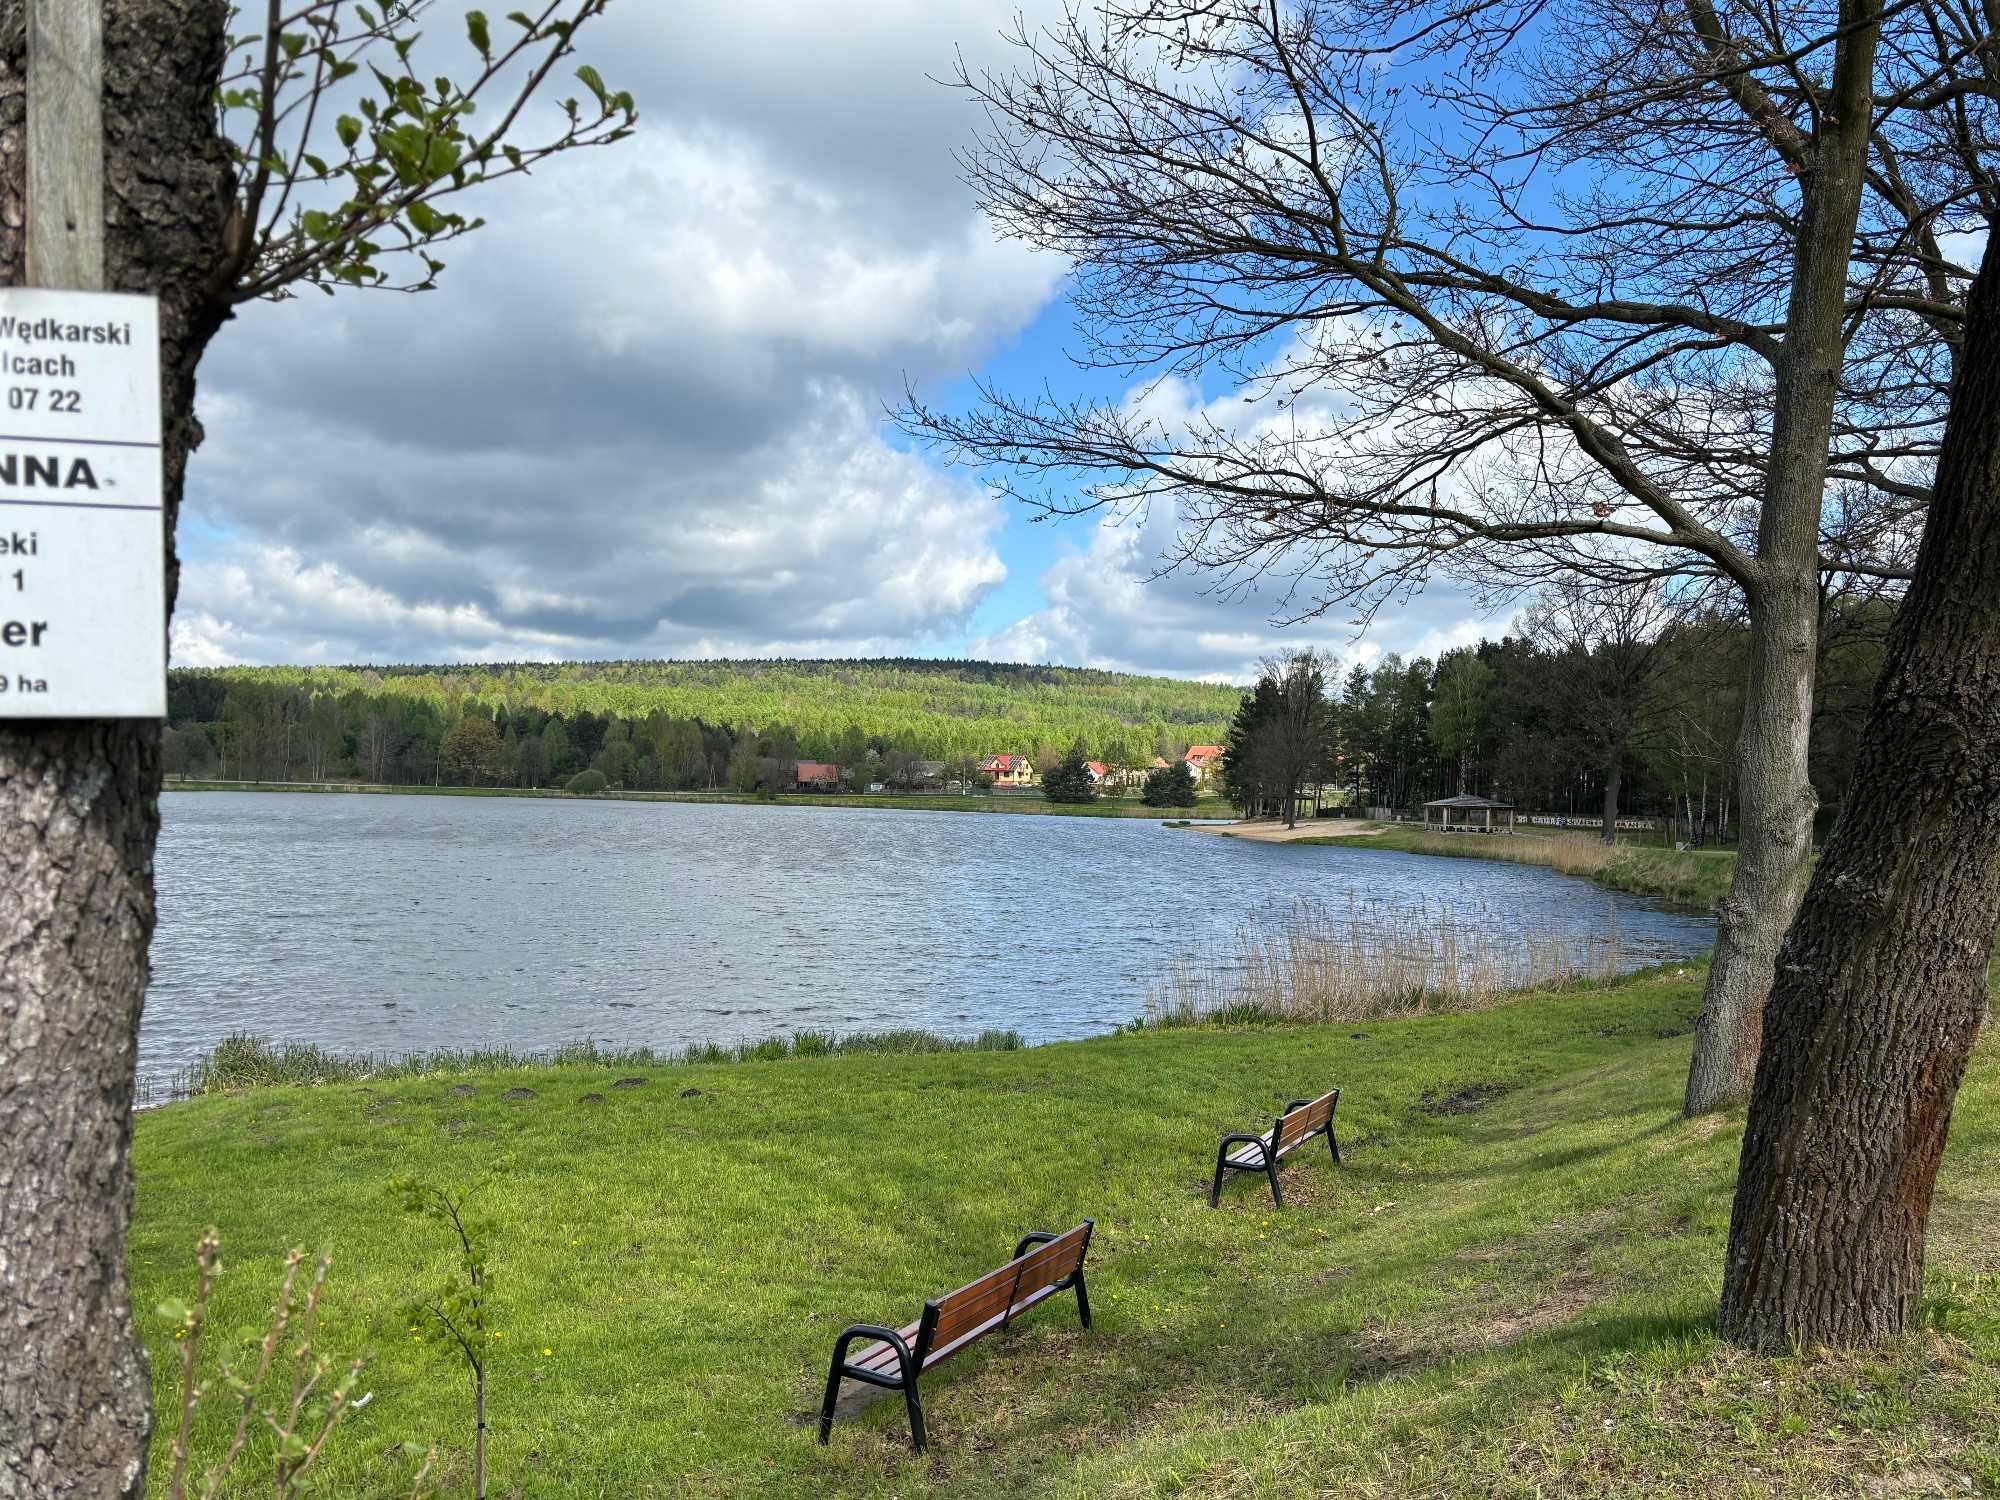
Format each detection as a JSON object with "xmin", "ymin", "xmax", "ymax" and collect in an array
[{"xmin": 1141, "ymin": 896, "xmax": 1629, "ymax": 1028}]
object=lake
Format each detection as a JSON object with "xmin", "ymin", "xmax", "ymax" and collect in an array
[{"xmin": 144, "ymin": 792, "xmax": 1716, "ymax": 1092}]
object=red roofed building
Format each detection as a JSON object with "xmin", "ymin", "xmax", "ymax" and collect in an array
[
  {"xmin": 978, "ymin": 753, "xmax": 1035, "ymax": 787},
  {"xmin": 1084, "ymin": 760, "xmax": 1109, "ymax": 784},
  {"xmin": 1183, "ymin": 744, "xmax": 1227, "ymax": 782},
  {"xmin": 794, "ymin": 760, "xmax": 841, "ymax": 790}
]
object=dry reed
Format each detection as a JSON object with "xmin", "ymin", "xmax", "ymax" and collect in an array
[{"xmin": 1142, "ymin": 895, "xmax": 1627, "ymax": 1027}]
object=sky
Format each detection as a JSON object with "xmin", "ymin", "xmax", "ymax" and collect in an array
[{"xmin": 172, "ymin": 1, "xmax": 1503, "ymax": 685}]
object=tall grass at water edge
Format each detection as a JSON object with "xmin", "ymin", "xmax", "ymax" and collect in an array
[
  {"xmin": 1351, "ymin": 827, "xmax": 1735, "ymax": 910},
  {"xmin": 148, "ymin": 1026, "xmax": 1025, "ymax": 1104},
  {"xmin": 1140, "ymin": 895, "xmax": 1663, "ymax": 1027}
]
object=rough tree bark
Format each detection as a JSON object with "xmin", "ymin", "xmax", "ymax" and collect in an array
[
  {"xmin": 0, "ymin": 3, "xmax": 233, "ymax": 1495},
  {"xmin": 1600, "ymin": 761, "xmax": 1621, "ymax": 846},
  {"xmin": 1684, "ymin": 0, "xmax": 1883, "ymax": 1114},
  {"xmin": 1719, "ymin": 218, "xmax": 2000, "ymax": 1347}
]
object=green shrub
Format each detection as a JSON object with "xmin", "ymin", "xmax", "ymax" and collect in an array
[{"xmin": 565, "ymin": 769, "xmax": 609, "ymax": 794}]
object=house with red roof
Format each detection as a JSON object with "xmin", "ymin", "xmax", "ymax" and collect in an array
[
  {"xmin": 1084, "ymin": 760, "xmax": 1109, "ymax": 784},
  {"xmin": 794, "ymin": 760, "xmax": 841, "ymax": 790},
  {"xmin": 978, "ymin": 753, "xmax": 1035, "ymax": 787},
  {"xmin": 1183, "ymin": 744, "xmax": 1227, "ymax": 782}
]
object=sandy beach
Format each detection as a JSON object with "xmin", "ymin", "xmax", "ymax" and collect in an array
[{"xmin": 1188, "ymin": 818, "xmax": 1387, "ymax": 843}]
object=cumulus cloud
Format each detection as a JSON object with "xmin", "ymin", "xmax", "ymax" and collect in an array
[
  {"xmin": 973, "ymin": 504, "xmax": 1510, "ymax": 683},
  {"xmin": 176, "ymin": 3, "xmax": 1061, "ymax": 667}
]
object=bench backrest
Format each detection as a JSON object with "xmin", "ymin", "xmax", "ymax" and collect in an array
[
  {"xmin": 920, "ymin": 1221, "xmax": 1093, "ymax": 1357},
  {"xmin": 1274, "ymin": 1088, "xmax": 1339, "ymax": 1152}
]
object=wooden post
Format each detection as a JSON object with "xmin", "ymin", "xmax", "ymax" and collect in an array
[{"xmin": 26, "ymin": 0, "xmax": 105, "ymax": 291}]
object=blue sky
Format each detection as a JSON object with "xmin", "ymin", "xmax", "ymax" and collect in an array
[{"xmin": 171, "ymin": 1, "xmax": 1502, "ymax": 683}]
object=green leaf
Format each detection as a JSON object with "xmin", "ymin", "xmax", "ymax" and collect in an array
[
  {"xmin": 156, "ymin": 1298, "xmax": 192, "ymax": 1324},
  {"xmin": 336, "ymin": 114, "xmax": 362, "ymax": 148},
  {"xmin": 507, "ymin": 9, "xmax": 534, "ymax": 29},
  {"xmin": 280, "ymin": 30, "xmax": 307, "ymax": 59},
  {"xmin": 466, "ymin": 9, "xmax": 490, "ymax": 54},
  {"xmin": 575, "ymin": 63, "xmax": 608, "ymax": 107},
  {"xmin": 406, "ymin": 200, "xmax": 444, "ymax": 236},
  {"xmin": 301, "ymin": 209, "xmax": 339, "ymax": 242},
  {"xmin": 303, "ymin": 153, "xmax": 328, "ymax": 176}
]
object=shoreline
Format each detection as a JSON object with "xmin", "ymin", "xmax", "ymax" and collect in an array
[
  {"xmin": 1180, "ymin": 817, "xmax": 1736, "ymax": 912},
  {"xmin": 164, "ymin": 778, "xmax": 1220, "ymax": 820},
  {"xmin": 142, "ymin": 958, "xmax": 1709, "ymax": 1108},
  {"xmin": 1187, "ymin": 817, "xmax": 1387, "ymax": 843}
]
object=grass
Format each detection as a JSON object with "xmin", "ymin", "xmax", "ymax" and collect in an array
[
  {"xmin": 166, "ymin": 778, "xmax": 1215, "ymax": 818},
  {"xmin": 128, "ymin": 965, "xmax": 2000, "ymax": 1497},
  {"xmin": 1301, "ymin": 825, "xmax": 1739, "ymax": 911}
]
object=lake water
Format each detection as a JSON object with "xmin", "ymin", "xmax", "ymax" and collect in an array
[{"xmin": 144, "ymin": 792, "xmax": 1715, "ymax": 1092}]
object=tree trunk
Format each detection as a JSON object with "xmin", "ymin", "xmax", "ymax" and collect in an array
[
  {"xmin": 1684, "ymin": 0, "xmax": 1881, "ymax": 1114},
  {"xmin": 1719, "ymin": 221, "xmax": 2000, "ymax": 1348},
  {"xmin": 0, "ymin": 5, "xmax": 231, "ymax": 1495},
  {"xmin": 1599, "ymin": 760, "xmax": 1621, "ymax": 844}
]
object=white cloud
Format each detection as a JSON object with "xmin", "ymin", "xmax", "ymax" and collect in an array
[
  {"xmin": 176, "ymin": 3, "xmax": 1062, "ymax": 667},
  {"xmin": 973, "ymin": 505, "xmax": 1506, "ymax": 682}
]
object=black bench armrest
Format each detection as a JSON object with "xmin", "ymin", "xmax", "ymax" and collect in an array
[
  {"xmin": 1013, "ymin": 1229, "xmax": 1058, "ymax": 1259},
  {"xmin": 1218, "ymin": 1130, "xmax": 1273, "ymax": 1160},
  {"xmin": 1285, "ymin": 1098, "xmax": 1313, "ymax": 1112},
  {"xmin": 831, "ymin": 1323, "xmax": 915, "ymax": 1371}
]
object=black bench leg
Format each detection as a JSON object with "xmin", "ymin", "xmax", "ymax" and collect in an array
[
  {"xmin": 1328, "ymin": 1124, "xmax": 1341, "ymax": 1166},
  {"xmin": 904, "ymin": 1378, "xmax": 928, "ymax": 1453},
  {"xmin": 1073, "ymin": 1271, "xmax": 1092, "ymax": 1330},
  {"xmin": 816, "ymin": 1353, "xmax": 846, "ymax": 1444},
  {"xmin": 1209, "ymin": 1145, "xmax": 1229, "ymax": 1208},
  {"xmin": 1265, "ymin": 1157, "xmax": 1285, "ymax": 1208}
]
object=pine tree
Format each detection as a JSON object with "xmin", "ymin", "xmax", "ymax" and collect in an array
[{"xmin": 1041, "ymin": 739, "xmax": 1099, "ymax": 803}]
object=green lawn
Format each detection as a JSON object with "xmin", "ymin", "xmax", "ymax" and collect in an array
[{"xmin": 130, "ymin": 968, "xmax": 2000, "ymax": 1497}]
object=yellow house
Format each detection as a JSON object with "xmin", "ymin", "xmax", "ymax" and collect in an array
[{"xmin": 978, "ymin": 753, "xmax": 1035, "ymax": 787}]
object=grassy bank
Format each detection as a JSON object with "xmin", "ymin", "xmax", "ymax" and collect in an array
[
  {"xmin": 152, "ymin": 1027, "xmax": 1027, "ymax": 1103},
  {"xmin": 165, "ymin": 778, "xmax": 1214, "ymax": 818},
  {"xmin": 130, "ymin": 968, "xmax": 2000, "ymax": 1497},
  {"xmin": 1295, "ymin": 824, "xmax": 1738, "ymax": 911}
]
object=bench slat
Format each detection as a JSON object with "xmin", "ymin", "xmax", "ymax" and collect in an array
[
  {"xmin": 930, "ymin": 1223, "xmax": 1089, "ymax": 1347},
  {"xmin": 921, "ymin": 1282, "xmax": 1062, "ymax": 1370}
]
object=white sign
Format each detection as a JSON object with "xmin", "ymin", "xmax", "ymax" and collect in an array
[{"xmin": 0, "ymin": 288, "xmax": 163, "ymax": 717}]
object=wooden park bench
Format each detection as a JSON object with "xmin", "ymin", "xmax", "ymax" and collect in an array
[
  {"xmin": 1210, "ymin": 1089, "xmax": 1341, "ymax": 1207},
  {"xmin": 816, "ymin": 1220, "xmax": 1094, "ymax": 1452}
]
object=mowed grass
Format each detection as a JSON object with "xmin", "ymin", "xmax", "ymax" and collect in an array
[{"xmin": 128, "ymin": 968, "xmax": 2000, "ymax": 1498}]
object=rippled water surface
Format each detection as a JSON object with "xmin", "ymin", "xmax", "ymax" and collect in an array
[{"xmin": 146, "ymin": 792, "xmax": 1715, "ymax": 1089}]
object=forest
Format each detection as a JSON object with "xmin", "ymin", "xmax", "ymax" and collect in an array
[
  {"xmin": 161, "ymin": 658, "xmax": 1241, "ymax": 793},
  {"xmin": 165, "ymin": 593, "xmax": 1890, "ymax": 825}
]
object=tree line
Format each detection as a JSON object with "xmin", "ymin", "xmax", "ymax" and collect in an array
[
  {"xmin": 165, "ymin": 657, "xmax": 1238, "ymax": 772},
  {"xmin": 1222, "ymin": 588, "xmax": 1891, "ymax": 838},
  {"xmin": 166, "ymin": 590, "xmax": 1891, "ymax": 817},
  {"xmin": 163, "ymin": 672, "xmax": 1207, "ymax": 794}
]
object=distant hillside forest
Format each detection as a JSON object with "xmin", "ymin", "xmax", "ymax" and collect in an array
[
  {"xmin": 162, "ymin": 659, "xmax": 1243, "ymax": 791},
  {"xmin": 162, "ymin": 598, "xmax": 1889, "ymax": 824}
]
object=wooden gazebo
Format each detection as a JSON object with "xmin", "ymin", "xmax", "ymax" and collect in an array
[{"xmin": 1422, "ymin": 794, "xmax": 1516, "ymax": 835}]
